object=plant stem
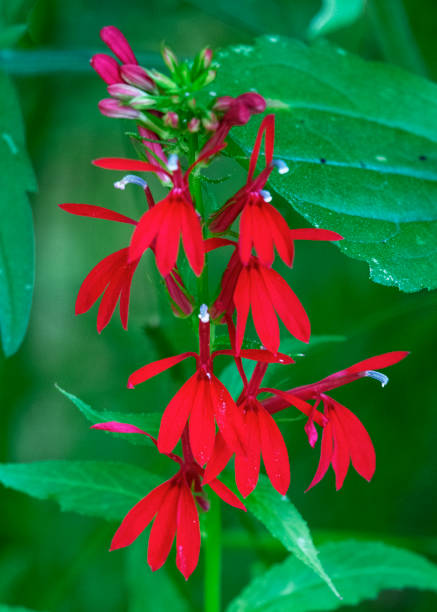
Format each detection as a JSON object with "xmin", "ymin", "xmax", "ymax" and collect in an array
[
  {"xmin": 189, "ymin": 161, "xmax": 209, "ymax": 305},
  {"xmin": 204, "ymin": 495, "xmax": 222, "ymax": 612}
]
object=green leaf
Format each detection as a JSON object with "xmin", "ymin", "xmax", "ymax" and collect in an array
[
  {"xmin": 0, "ymin": 461, "xmax": 160, "ymax": 520},
  {"xmin": 243, "ymin": 474, "xmax": 340, "ymax": 599},
  {"xmin": 56, "ymin": 385, "xmax": 161, "ymax": 445},
  {"xmin": 0, "ymin": 70, "xmax": 36, "ymax": 356},
  {"xmin": 308, "ymin": 0, "xmax": 365, "ymax": 39},
  {"xmin": 227, "ymin": 540, "xmax": 437, "ymax": 611},
  {"xmin": 215, "ymin": 36, "xmax": 437, "ymax": 292},
  {"xmin": 0, "ymin": 23, "xmax": 27, "ymax": 48},
  {"xmin": 0, "ymin": 606, "xmax": 47, "ymax": 612}
]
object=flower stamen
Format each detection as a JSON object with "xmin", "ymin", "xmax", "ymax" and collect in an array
[{"xmin": 365, "ymin": 370, "xmax": 389, "ymax": 387}]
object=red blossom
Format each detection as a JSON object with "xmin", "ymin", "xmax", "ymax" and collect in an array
[{"xmin": 92, "ymin": 421, "xmax": 245, "ymax": 579}]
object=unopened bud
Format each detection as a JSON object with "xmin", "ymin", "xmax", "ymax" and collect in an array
[
  {"xmin": 121, "ymin": 64, "xmax": 155, "ymax": 92},
  {"xmin": 98, "ymin": 98, "xmax": 141, "ymax": 119},
  {"xmin": 100, "ymin": 26, "xmax": 137, "ymax": 65},
  {"xmin": 164, "ymin": 112, "xmax": 179, "ymax": 129},
  {"xmin": 187, "ymin": 97, "xmax": 196, "ymax": 110},
  {"xmin": 90, "ymin": 53, "xmax": 121, "ymax": 85},
  {"xmin": 187, "ymin": 117, "xmax": 200, "ymax": 133},
  {"xmin": 202, "ymin": 111, "xmax": 219, "ymax": 131},
  {"xmin": 107, "ymin": 83, "xmax": 144, "ymax": 100},
  {"xmin": 201, "ymin": 48, "xmax": 213, "ymax": 69},
  {"xmin": 213, "ymin": 96, "xmax": 234, "ymax": 112},
  {"xmin": 162, "ymin": 46, "xmax": 179, "ymax": 72},
  {"xmin": 130, "ymin": 94, "xmax": 157, "ymax": 109},
  {"xmin": 148, "ymin": 69, "xmax": 178, "ymax": 91}
]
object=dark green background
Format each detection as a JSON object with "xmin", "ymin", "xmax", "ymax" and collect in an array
[{"xmin": 0, "ymin": 1, "xmax": 436, "ymax": 610}]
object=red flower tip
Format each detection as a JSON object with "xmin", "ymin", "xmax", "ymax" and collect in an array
[{"xmin": 100, "ymin": 26, "xmax": 137, "ymax": 65}]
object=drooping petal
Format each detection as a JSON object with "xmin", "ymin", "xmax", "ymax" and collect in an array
[
  {"xmin": 181, "ymin": 202, "xmax": 205, "ymax": 276},
  {"xmin": 128, "ymin": 353, "xmax": 196, "ymax": 388},
  {"xmin": 129, "ymin": 201, "xmax": 166, "ymax": 262},
  {"xmin": 202, "ymin": 432, "xmax": 233, "ymax": 484},
  {"xmin": 289, "ymin": 228, "xmax": 343, "ymax": 242},
  {"xmin": 234, "ymin": 266, "xmax": 251, "ymax": 352},
  {"xmin": 147, "ymin": 481, "xmax": 180, "ymax": 571},
  {"xmin": 93, "ymin": 157, "xmax": 171, "ymax": 179},
  {"xmin": 214, "ymin": 349, "xmax": 294, "ymax": 365},
  {"xmin": 258, "ymin": 405, "xmax": 290, "ymax": 495},
  {"xmin": 59, "ymin": 203, "xmax": 137, "ymax": 225},
  {"xmin": 247, "ymin": 114, "xmax": 275, "ymax": 182},
  {"xmin": 249, "ymin": 203, "xmax": 276, "ymax": 267},
  {"xmin": 329, "ymin": 408, "xmax": 350, "ymax": 491},
  {"xmin": 249, "ymin": 265, "xmax": 280, "ymax": 354},
  {"xmin": 76, "ymin": 249, "xmax": 126, "ymax": 315},
  {"xmin": 260, "ymin": 388, "xmax": 325, "ymax": 426},
  {"xmin": 189, "ymin": 376, "xmax": 216, "ymax": 465},
  {"xmin": 110, "ymin": 480, "xmax": 171, "ymax": 550},
  {"xmin": 119, "ymin": 259, "xmax": 140, "ymax": 329},
  {"xmin": 92, "ymin": 420, "xmax": 156, "ymax": 442},
  {"xmin": 340, "ymin": 351, "xmax": 410, "ymax": 376},
  {"xmin": 208, "ymin": 478, "xmax": 246, "ymax": 511},
  {"xmin": 210, "ymin": 375, "xmax": 246, "ymax": 456},
  {"xmin": 238, "ymin": 203, "xmax": 256, "ymax": 265},
  {"xmin": 157, "ymin": 375, "xmax": 197, "ymax": 454},
  {"xmin": 176, "ymin": 481, "xmax": 201, "ymax": 580},
  {"xmin": 97, "ymin": 265, "xmax": 126, "ymax": 333},
  {"xmin": 306, "ymin": 421, "xmax": 334, "ymax": 492},
  {"xmin": 263, "ymin": 203, "xmax": 294, "ymax": 266},
  {"xmin": 235, "ymin": 408, "xmax": 261, "ymax": 498},
  {"xmin": 154, "ymin": 198, "xmax": 182, "ymax": 276},
  {"xmin": 259, "ymin": 266, "xmax": 310, "ymax": 344}
]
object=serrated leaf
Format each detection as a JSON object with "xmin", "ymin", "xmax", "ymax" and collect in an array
[
  {"xmin": 0, "ymin": 71, "xmax": 36, "ymax": 356},
  {"xmin": 0, "ymin": 461, "xmax": 160, "ymax": 520},
  {"xmin": 243, "ymin": 474, "xmax": 340, "ymax": 599},
  {"xmin": 214, "ymin": 36, "xmax": 437, "ymax": 292},
  {"xmin": 308, "ymin": 0, "xmax": 365, "ymax": 39},
  {"xmin": 56, "ymin": 385, "xmax": 161, "ymax": 444},
  {"xmin": 227, "ymin": 539, "xmax": 437, "ymax": 611}
]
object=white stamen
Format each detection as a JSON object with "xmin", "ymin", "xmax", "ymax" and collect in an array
[
  {"xmin": 365, "ymin": 370, "xmax": 389, "ymax": 387},
  {"xmin": 167, "ymin": 154, "xmax": 179, "ymax": 171},
  {"xmin": 198, "ymin": 304, "xmax": 210, "ymax": 323},
  {"xmin": 273, "ymin": 159, "xmax": 289, "ymax": 174},
  {"xmin": 260, "ymin": 189, "xmax": 272, "ymax": 202},
  {"xmin": 114, "ymin": 174, "xmax": 148, "ymax": 190}
]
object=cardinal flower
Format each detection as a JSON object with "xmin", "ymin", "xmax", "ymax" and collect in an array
[
  {"xmin": 128, "ymin": 306, "xmax": 294, "ymax": 465},
  {"xmin": 91, "ymin": 421, "xmax": 245, "ymax": 579},
  {"xmin": 93, "ymin": 147, "xmax": 225, "ymax": 277},
  {"xmin": 203, "ymin": 361, "xmax": 318, "ymax": 497},
  {"xmin": 262, "ymin": 351, "xmax": 409, "ymax": 490}
]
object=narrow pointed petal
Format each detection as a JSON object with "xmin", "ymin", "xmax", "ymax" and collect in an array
[
  {"xmin": 263, "ymin": 203, "xmax": 294, "ymax": 266},
  {"xmin": 234, "ymin": 266, "xmax": 251, "ymax": 352},
  {"xmin": 260, "ymin": 266, "xmax": 310, "ymax": 343},
  {"xmin": 129, "ymin": 202, "xmax": 165, "ymax": 262},
  {"xmin": 247, "ymin": 114, "xmax": 275, "ymax": 182},
  {"xmin": 181, "ymin": 203, "xmax": 205, "ymax": 276},
  {"xmin": 261, "ymin": 388, "xmax": 325, "ymax": 426},
  {"xmin": 97, "ymin": 267, "xmax": 125, "ymax": 333},
  {"xmin": 93, "ymin": 157, "xmax": 171, "ymax": 179},
  {"xmin": 251, "ymin": 204, "xmax": 275, "ymax": 267},
  {"xmin": 238, "ymin": 204, "xmax": 255, "ymax": 265},
  {"xmin": 176, "ymin": 482, "xmax": 200, "ymax": 580},
  {"xmin": 92, "ymin": 421, "xmax": 155, "ymax": 440},
  {"xmin": 202, "ymin": 432, "xmax": 233, "ymax": 484},
  {"xmin": 100, "ymin": 26, "xmax": 137, "ymax": 64},
  {"xmin": 119, "ymin": 259, "xmax": 139, "ymax": 329},
  {"xmin": 235, "ymin": 409, "xmax": 260, "ymax": 498},
  {"xmin": 306, "ymin": 422, "xmax": 334, "ymax": 491},
  {"xmin": 258, "ymin": 406, "xmax": 290, "ymax": 495},
  {"xmin": 210, "ymin": 376, "xmax": 246, "ymax": 456},
  {"xmin": 154, "ymin": 201, "xmax": 181, "ymax": 276},
  {"xmin": 147, "ymin": 482, "xmax": 179, "ymax": 571},
  {"xmin": 289, "ymin": 228, "xmax": 343, "ymax": 241},
  {"xmin": 329, "ymin": 410, "xmax": 350, "ymax": 491},
  {"xmin": 341, "ymin": 351, "xmax": 410, "ymax": 375},
  {"xmin": 208, "ymin": 479, "xmax": 246, "ymax": 511},
  {"xmin": 128, "ymin": 353, "xmax": 196, "ymax": 388},
  {"xmin": 215, "ymin": 349, "xmax": 294, "ymax": 365},
  {"xmin": 110, "ymin": 481, "xmax": 170, "ymax": 550},
  {"xmin": 59, "ymin": 203, "xmax": 137, "ymax": 225},
  {"xmin": 250, "ymin": 266, "xmax": 280, "ymax": 354},
  {"xmin": 189, "ymin": 377, "xmax": 216, "ymax": 465},
  {"xmin": 76, "ymin": 249, "xmax": 126, "ymax": 315},
  {"xmin": 157, "ymin": 375, "xmax": 196, "ymax": 454}
]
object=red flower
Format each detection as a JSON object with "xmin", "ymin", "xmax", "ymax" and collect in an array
[
  {"xmin": 93, "ymin": 148, "xmax": 224, "ymax": 277},
  {"xmin": 91, "ymin": 421, "xmax": 245, "ymax": 579},
  {"xmin": 262, "ymin": 351, "xmax": 409, "ymax": 490},
  {"xmin": 60, "ymin": 197, "xmax": 193, "ymax": 331},
  {"xmin": 127, "ymin": 309, "xmax": 293, "ymax": 465}
]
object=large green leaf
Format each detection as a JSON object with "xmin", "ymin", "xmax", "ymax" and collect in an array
[
  {"xmin": 0, "ymin": 70, "xmax": 35, "ymax": 356},
  {"xmin": 56, "ymin": 385, "xmax": 161, "ymax": 445},
  {"xmin": 227, "ymin": 540, "xmax": 437, "ymax": 611},
  {"xmin": 214, "ymin": 36, "xmax": 437, "ymax": 292},
  {"xmin": 0, "ymin": 461, "xmax": 160, "ymax": 520},
  {"xmin": 307, "ymin": 0, "xmax": 365, "ymax": 39},
  {"xmin": 243, "ymin": 475, "xmax": 340, "ymax": 599}
]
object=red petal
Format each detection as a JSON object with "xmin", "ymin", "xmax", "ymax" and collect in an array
[
  {"xmin": 329, "ymin": 409, "xmax": 350, "ymax": 491},
  {"xmin": 110, "ymin": 480, "xmax": 170, "ymax": 550},
  {"xmin": 261, "ymin": 388, "xmax": 325, "ymax": 426},
  {"xmin": 129, "ymin": 202, "xmax": 165, "ymax": 262},
  {"xmin": 341, "ymin": 351, "xmax": 410, "ymax": 375},
  {"xmin": 258, "ymin": 405, "xmax": 290, "ymax": 495},
  {"xmin": 147, "ymin": 481, "xmax": 179, "ymax": 571},
  {"xmin": 181, "ymin": 202, "xmax": 205, "ymax": 276},
  {"xmin": 235, "ymin": 408, "xmax": 261, "ymax": 497},
  {"xmin": 210, "ymin": 375, "xmax": 246, "ymax": 456},
  {"xmin": 189, "ymin": 377, "xmax": 216, "ymax": 465},
  {"xmin": 119, "ymin": 259, "xmax": 140, "ymax": 329},
  {"xmin": 204, "ymin": 237, "xmax": 236, "ymax": 253},
  {"xmin": 154, "ymin": 199, "xmax": 182, "ymax": 276},
  {"xmin": 238, "ymin": 204, "xmax": 255, "ymax": 265},
  {"xmin": 251, "ymin": 203, "xmax": 275, "ymax": 267},
  {"xmin": 332, "ymin": 399, "xmax": 375, "ymax": 482},
  {"xmin": 97, "ymin": 266, "xmax": 126, "ymax": 333},
  {"xmin": 247, "ymin": 114, "xmax": 275, "ymax": 182},
  {"xmin": 289, "ymin": 228, "xmax": 343, "ymax": 241},
  {"xmin": 93, "ymin": 157, "xmax": 171, "ymax": 178},
  {"xmin": 250, "ymin": 266, "xmax": 280, "ymax": 355},
  {"xmin": 76, "ymin": 249, "xmax": 126, "ymax": 315},
  {"xmin": 208, "ymin": 479, "xmax": 246, "ymax": 511},
  {"xmin": 157, "ymin": 375, "xmax": 196, "ymax": 454},
  {"xmin": 263, "ymin": 203, "xmax": 294, "ymax": 266},
  {"xmin": 176, "ymin": 482, "xmax": 201, "ymax": 580},
  {"xmin": 59, "ymin": 203, "xmax": 137, "ymax": 225},
  {"xmin": 202, "ymin": 432, "xmax": 233, "ymax": 484},
  {"xmin": 306, "ymin": 421, "xmax": 334, "ymax": 492},
  {"xmin": 128, "ymin": 353, "xmax": 196, "ymax": 388},
  {"xmin": 92, "ymin": 421, "xmax": 154, "ymax": 439},
  {"xmin": 234, "ymin": 267, "xmax": 251, "ymax": 352},
  {"xmin": 260, "ymin": 266, "xmax": 310, "ymax": 343},
  {"xmin": 239, "ymin": 349, "xmax": 294, "ymax": 365}
]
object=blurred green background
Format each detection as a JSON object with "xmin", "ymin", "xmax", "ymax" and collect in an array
[{"xmin": 0, "ymin": 0, "xmax": 436, "ymax": 610}]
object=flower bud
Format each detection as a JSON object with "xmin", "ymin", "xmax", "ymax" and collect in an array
[
  {"xmin": 90, "ymin": 54, "xmax": 121, "ymax": 85},
  {"xmin": 202, "ymin": 111, "xmax": 219, "ymax": 131},
  {"xmin": 213, "ymin": 96, "xmax": 234, "ymax": 112},
  {"xmin": 187, "ymin": 117, "xmax": 200, "ymax": 133},
  {"xmin": 98, "ymin": 99, "xmax": 141, "ymax": 119},
  {"xmin": 164, "ymin": 112, "xmax": 179, "ymax": 129},
  {"xmin": 201, "ymin": 48, "xmax": 213, "ymax": 69},
  {"xmin": 100, "ymin": 26, "xmax": 137, "ymax": 65},
  {"xmin": 121, "ymin": 64, "xmax": 155, "ymax": 92},
  {"xmin": 162, "ymin": 46, "xmax": 179, "ymax": 73},
  {"xmin": 107, "ymin": 83, "xmax": 144, "ymax": 100},
  {"xmin": 129, "ymin": 94, "xmax": 157, "ymax": 109},
  {"xmin": 193, "ymin": 69, "xmax": 216, "ymax": 89},
  {"xmin": 148, "ymin": 69, "xmax": 178, "ymax": 91}
]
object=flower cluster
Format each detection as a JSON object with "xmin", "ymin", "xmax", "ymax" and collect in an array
[{"xmin": 62, "ymin": 26, "xmax": 408, "ymax": 579}]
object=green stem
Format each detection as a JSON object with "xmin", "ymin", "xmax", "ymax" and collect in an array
[
  {"xmin": 204, "ymin": 496, "xmax": 222, "ymax": 612},
  {"xmin": 189, "ymin": 156, "xmax": 209, "ymax": 305}
]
